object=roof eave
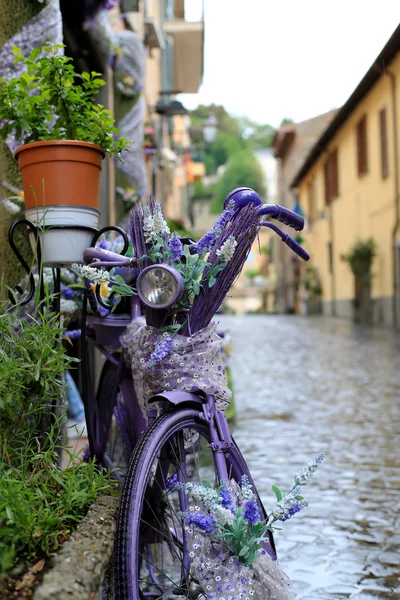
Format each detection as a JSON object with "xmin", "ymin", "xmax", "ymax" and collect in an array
[{"xmin": 290, "ymin": 23, "xmax": 400, "ymax": 188}]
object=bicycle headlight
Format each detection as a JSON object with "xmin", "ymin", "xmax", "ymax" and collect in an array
[{"xmin": 137, "ymin": 265, "xmax": 184, "ymax": 309}]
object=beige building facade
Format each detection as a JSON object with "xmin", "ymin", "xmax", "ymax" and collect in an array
[
  {"xmin": 272, "ymin": 111, "xmax": 336, "ymax": 313},
  {"xmin": 291, "ymin": 24, "xmax": 400, "ymax": 326}
]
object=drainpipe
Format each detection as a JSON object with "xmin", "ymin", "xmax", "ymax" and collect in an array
[
  {"xmin": 319, "ymin": 146, "xmax": 336, "ymax": 317},
  {"xmin": 387, "ymin": 68, "xmax": 400, "ymax": 326},
  {"xmin": 328, "ymin": 193, "xmax": 336, "ymax": 317}
]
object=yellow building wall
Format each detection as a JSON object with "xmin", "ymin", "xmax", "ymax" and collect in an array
[{"xmin": 298, "ymin": 52, "xmax": 400, "ymax": 322}]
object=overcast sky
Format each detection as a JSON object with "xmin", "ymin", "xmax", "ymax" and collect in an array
[{"xmin": 178, "ymin": 0, "xmax": 400, "ymax": 127}]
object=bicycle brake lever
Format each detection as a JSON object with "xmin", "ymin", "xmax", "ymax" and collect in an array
[{"xmin": 261, "ymin": 221, "xmax": 309, "ymax": 261}]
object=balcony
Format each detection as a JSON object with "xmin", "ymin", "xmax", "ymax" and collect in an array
[{"xmin": 163, "ymin": 1, "xmax": 204, "ymax": 94}]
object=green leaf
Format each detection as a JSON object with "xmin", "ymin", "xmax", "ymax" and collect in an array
[
  {"xmin": 238, "ymin": 545, "xmax": 249, "ymax": 557},
  {"xmin": 272, "ymin": 485, "xmax": 282, "ymax": 502},
  {"xmin": 193, "ymin": 280, "xmax": 200, "ymax": 295},
  {"xmin": 202, "ymin": 480, "xmax": 212, "ymax": 488},
  {"xmin": 34, "ymin": 360, "xmax": 42, "ymax": 382}
]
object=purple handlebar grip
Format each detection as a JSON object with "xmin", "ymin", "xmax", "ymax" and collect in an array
[
  {"xmin": 83, "ymin": 247, "xmax": 133, "ymax": 265},
  {"xmin": 282, "ymin": 234, "xmax": 309, "ymax": 261},
  {"xmin": 275, "ymin": 206, "xmax": 304, "ymax": 231},
  {"xmin": 259, "ymin": 204, "xmax": 304, "ymax": 231}
]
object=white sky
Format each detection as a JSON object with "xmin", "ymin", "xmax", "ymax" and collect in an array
[{"xmin": 178, "ymin": 0, "xmax": 400, "ymax": 127}]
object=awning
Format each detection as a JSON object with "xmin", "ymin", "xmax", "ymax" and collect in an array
[{"xmin": 163, "ymin": 20, "xmax": 204, "ymax": 93}]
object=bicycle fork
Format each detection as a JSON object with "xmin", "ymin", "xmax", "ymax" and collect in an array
[{"xmin": 200, "ymin": 393, "xmax": 236, "ymax": 483}]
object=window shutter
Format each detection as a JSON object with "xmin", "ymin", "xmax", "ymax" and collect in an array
[
  {"xmin": 121, "ymin": 0, "xmax": 140, "ymax": 10},
  {"xmin": 380, "ymin": 108, "xmax": 389, "ymax": 178},
  {"xmin": 324, "ymin": 149, "xmax": 339, "ymax": 205},
  {"xmin": 162, "ymin": 35, "xmax": 174, "ymax": 92},
  {"xmin": 356, "ymin": 116, "xmax": 368, "ymax": 176}
]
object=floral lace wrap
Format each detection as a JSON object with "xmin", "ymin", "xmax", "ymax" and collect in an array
[
  {"xmin": 187, "ymin": 536, "xmax": 293, "ymax": 600},
  {"xmin": 120, "ymin": 320, "xmax": 232, "ymax": 415}
]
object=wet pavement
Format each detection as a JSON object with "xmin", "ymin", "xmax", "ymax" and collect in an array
[{"xmin": 218, "ymin": 315, "xmax": 400, "ymax": 599}]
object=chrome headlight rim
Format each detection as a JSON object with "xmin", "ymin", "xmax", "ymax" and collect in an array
[{"xmin": 137, "ymin": 264, "xmax": 184, "ymax": 309}]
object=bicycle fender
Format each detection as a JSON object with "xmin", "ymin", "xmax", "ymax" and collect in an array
[{"xmin": 149, "ymin": 390, "xmax": 204, "ymax": 407}]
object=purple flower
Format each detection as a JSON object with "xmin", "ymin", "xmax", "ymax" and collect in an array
[
  {"xmin": 213, "ymin": 200, "xmax": 235, "ymax": 231},
  {"xmin": 243, "ymin": 498, "xmax": 261, "ymax": 525},
  {"xmin": 105, "ymin": 0, "xmax": 120, "ymax": 9},
  {"xmin": 195, "ymin": 230, "xmax": 215, "ymax": 254},
  {"xmin": 147, "ymin": 337, "xmax": 173, "ymax": 369},
  {"xmin": 187, "ymin": 512, "xmax": 216, "ymax": 533},
  {"xmin": 165, "ymin": 473, "xmax": 179, "ymax": 491},
  {"xmin": 62, "ymin": 287, "xmax": 75, "ymax": 299},
  {"xmin": 220, "ymin": 487, "xmax": 236, "ymax": 513},
  {"xmin": 168, "ymin": 233, "xmax": 183, "ymax": 261},
  {"xmin": 98, "ymin": 240, "xmax": 109, "ymax": 250},
  {"xmin": 65, "ymin": 329, "xmax": 81, "ymax": 340},
  {"xmin": 98, "ymin": 306, "xmax": 110, "ymax": 317},
  {"xmin": 279, "ymin": 500, "xmax": 304, "ymax": 522}
]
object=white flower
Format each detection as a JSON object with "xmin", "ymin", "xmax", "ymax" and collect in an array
[
  {"xmin": 143, "ymin": 205, "xmax": 156, "ymax": 243},
  {"xmin": 153, "ymin": 203, "xmax": 170, "ymax": 236},
  {"xmin": 72, "ymin": 264, "xmax": 109, "ymax": 284},
  {"xmin": 60, "ymin": 298, "xmax": 78, "ymax": 315},
  {"xmin": 212, "ymin": 505, "xmax": 236, "ymax": 526},
  {"xmin": 2, "ymin": 199, "xmax": 21, "ymax": 215},
  {"xmin": 216, "ymin": 236, "xmax": 237, "ymax": 263}
]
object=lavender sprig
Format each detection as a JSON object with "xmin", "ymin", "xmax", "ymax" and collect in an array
[
  {"xmin": 146, "ymin": 336, "xmax": 173, "ymax": 369},
  {"xmin": 294, "ymin": 453, "xmax": 325, "ymax": 486},
  {"xmin": 168, "ymin": 232, "xmax": 183, "ymax": 260}
]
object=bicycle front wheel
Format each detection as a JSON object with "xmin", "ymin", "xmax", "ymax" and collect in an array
[{"xmin": 115, "ymin": 407, "xmax": 251, "ymax": 600}]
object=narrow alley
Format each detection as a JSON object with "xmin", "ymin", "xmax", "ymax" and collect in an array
[{"xmin": 220, "ymin": 315, "xmax": 400, "ymax": 599}]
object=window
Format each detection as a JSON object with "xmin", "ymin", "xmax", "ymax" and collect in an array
[
  {"xmin": 307, "ymin": 178, "xmax": 317, "ymax": 226},
  {"xmin": 379, "ymin": 108, "xmax": 389, "ymax": 178},
  {"xmin": 324, "ymin": 148, "xmax": 339, "ymax": 205},
  {"xmin": 356, "ymin": 115, "xmax": 368, "ymax": 176}
]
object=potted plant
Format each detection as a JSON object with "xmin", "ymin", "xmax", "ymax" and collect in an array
[
  {"xmin": 0, "ymin": 43, "xmax": 131, "ymax": 265},
  {"xmin": 342, "ymin": 238, "xmax": 376, "ymax": 323}
]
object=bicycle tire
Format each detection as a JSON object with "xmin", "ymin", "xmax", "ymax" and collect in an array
[{"xmin": 115, "ymin": 407, "xmax": 272, "ymax": 600}]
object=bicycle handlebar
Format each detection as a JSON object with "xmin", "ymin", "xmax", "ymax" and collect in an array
[
  {"xmin": 83, "ymin": 247, "xmax": 135, "ymax": 267},
  {"xmin": 261, "ymin": 221, "xmax": 309, "ymax": 261},
  {"xmin": 259, "ymin": 204, "xmax": 304, "ymax": 231}
]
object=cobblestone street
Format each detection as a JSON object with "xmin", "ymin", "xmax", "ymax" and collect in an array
[{"xmin": 219, "ymin": 315, "xmax": 400, "ymax": 599}]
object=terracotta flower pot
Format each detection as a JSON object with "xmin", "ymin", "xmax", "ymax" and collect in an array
[{"xmin": 15, "ymin": 140, "xmax": 105, "ymax": 210}]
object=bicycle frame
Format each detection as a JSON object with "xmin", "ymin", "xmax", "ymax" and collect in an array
[{"xmin": 80, "ymin": 293, "xmax": 146, "ymax": 476}]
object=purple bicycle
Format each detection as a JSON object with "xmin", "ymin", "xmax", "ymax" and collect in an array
[{"xmin": 79, "ymin": 188, "xmax": 309, "ymax": 600}]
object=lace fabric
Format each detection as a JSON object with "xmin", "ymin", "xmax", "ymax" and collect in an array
[
  {"xmin": 187, "ymin": 533, "xmax": 294, "ymax": 600},
  {"xmin": 120, "ymin": 320, "xmax": 232, "ymax": 415}
]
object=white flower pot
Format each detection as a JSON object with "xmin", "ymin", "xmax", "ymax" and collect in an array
[{"xmin": 25, "ymin": 205, "xmax": 100, "ymax": 267}]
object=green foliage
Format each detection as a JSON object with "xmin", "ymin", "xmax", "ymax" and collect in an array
[
  {"xmin": 192, "ymin": 181, "xmax": 206, "ymax": 199},
  {"xmin": 0, "ymin": 450, "xmax": 116, "ymax": 575},
  {"xmin": 209, "ymin": 131, "xmax": 245, "ymax": 170},
  {"xmin": 0, "ymin": 301, "xmax": 76, "ymax": 445},
  {"xmin": 343, "ymin": 238, "xmax": 376, "ymax": 276},
  {"xmin": 210, "ymin": 149, "xmax": 266, "ymax": 214},
  {"xmin": 246, "ymin": 268, "xmax": 260, "ymax": 281},
  {"xmin": 240, "ymin": 117, "xmax": 275, "ymax": 149},
  {"xmin": 280, "ymin": 117, "xmax": 294, "ymax": 127},
  {"xmin": 0, "ymin": 43, "xmax": 131, "ymax": 158},
  {"xmin": 301, "ymin": 265, "xmax": 323, "ymax": 297},
  {"xmin": 166, "ymin": 218, "xmax": 194, "ymax": 239},
  {"xmin": 0, "ymin": 284, "xmax": 116, "ymax": 576},
  {"xmin": 189, "ymin": 104, "xmax": 240, "ymax": 137}
]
